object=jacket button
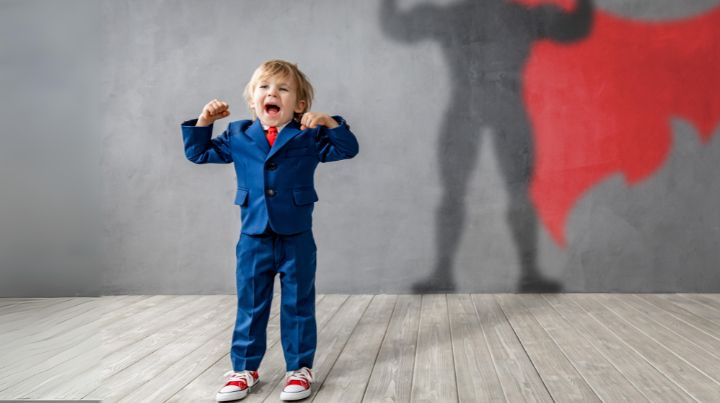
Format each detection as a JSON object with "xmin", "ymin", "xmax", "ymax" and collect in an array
[
  {"xmin": 267, "ymin": 162, "xmax": 278, "ymax": 171},
  {"xmin": 266, "ymin": 188, "xmax": 276, "ymax": 197}
]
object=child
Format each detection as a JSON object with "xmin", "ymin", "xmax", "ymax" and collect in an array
[{"xmin": 180, "ymin": 60, "xmax": 359, "ymax": 401}]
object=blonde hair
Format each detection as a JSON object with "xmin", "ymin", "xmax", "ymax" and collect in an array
[{"xmin": 243, "ymin": 60, "xmax": 314, "ymax": 122}]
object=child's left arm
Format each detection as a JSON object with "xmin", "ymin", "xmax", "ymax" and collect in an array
[{"xmin": 301, "ymin": 112, "xmax": 359, "ymax": 162}]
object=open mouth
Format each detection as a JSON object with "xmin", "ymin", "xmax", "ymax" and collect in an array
[{"xmin": 264, "ymin": 103, "xmax": 281, "ymax": 116}]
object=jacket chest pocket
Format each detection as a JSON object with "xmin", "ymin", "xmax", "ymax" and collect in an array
[
  {"xmin": 285, "ymin": 144, "xmax": 314, "ymax": 158},
  {"xmin": 234, "ymin": 188, "xmax": 249, "ymax": 206}
]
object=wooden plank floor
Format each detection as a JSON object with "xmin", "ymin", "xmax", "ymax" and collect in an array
[{"xmin": 1, "ymin": 294, "xmax": 720, "ymax": 402}]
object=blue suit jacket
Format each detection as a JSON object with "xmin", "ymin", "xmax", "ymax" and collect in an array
[{"xmin": 181, "ymin": 116, "xmax": 359, "ymax": 235}]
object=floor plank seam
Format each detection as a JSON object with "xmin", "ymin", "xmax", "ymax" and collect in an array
[
  {"xmin": 120, "ymin": 322, "xmax": 236, "ymax": 403},
  {"xmin": 84, "ymin": 298, "xmax": 236, "ymax": 400},
  {"xmin": 651, "ymin": 295, "xmax": 714, "ymax": 325},
  {"xmin": 635, "ymin": 295, "xmax": 720, "ymax": 342},
  {"xmin": 600, "ymin": 296, "xmax": 720, "ymax": 388},
  {"xmin": 160, "ymin": 349, "xmax": 230, "ymax": 403},
  {"xmin": 99, "ymin": 295, "xmax": 224, "ymax": 364},
  {"xmin": 572, "ymin": 295, "xmax": 702, "ymax": 402},
  {"xmin": 5, "ymin": 294, "xmax": 720, "ymax": 402},
  {"xmin": 644, "ymin": 295, "xmax": 720, "ymax": 343},
  {"xmin": 358, "ymin": 294, "xmax": 398, "ymax": 403},
  {"xmin": 312, "ymin": 295, "xmax": 375, "ymax": 401},
  {"xmin": 445, "ymin": 294, "xmax": 461, "ymax": 403},
  {"xmin": 471, "ymin": 294, "xmax": 508, "ymax": 403},
  {"xmin": 540, "ymin": 295, "xmax": 652, "ymax": 402},
  {"xmin": 494, "ymin": 295, "xmax": 555, "ymax": 403},
  {"xmin": 618, "ymin": 300, "xmax": 720, "ymax": 361},
  {"xmin": 408, "ymin": 295, "xmax": 425, "ymax": 403},
  {"xmin": 104, "ymin": 295, "xmax": 154, "ymax": 313},
  {"xmin": 678, "ymin": 294, "xmax": 720, "ymax": 324},
  {"xmin": 522, "ymin": 295, "xmax": 602, "ymax": 402},
  {"xmin": 676, "ymin": 294, "xmax": 720, "ymax": 314}
]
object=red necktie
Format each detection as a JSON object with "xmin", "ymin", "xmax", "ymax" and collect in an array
[{"xmin": 266, "ymin": 126, "xmax": 278, "ymax": 147}]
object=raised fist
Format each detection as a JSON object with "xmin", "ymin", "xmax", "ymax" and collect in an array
[{"xmin": 198, "ymin": 99, "xmax": 230, "ymax": 126}]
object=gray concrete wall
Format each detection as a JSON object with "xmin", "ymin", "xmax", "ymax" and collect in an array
[
  {"xmin": 0, "ymin": 0, "xmax": 102, "ymax": 297},
  {"xmin": 1, "ymin": 0, "xmax": 719, "ymax": 296}
]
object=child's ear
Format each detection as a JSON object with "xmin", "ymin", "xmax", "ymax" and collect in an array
[{"xmin": 294, "ymin": 100, "xmax": 307, "ymax": 113}]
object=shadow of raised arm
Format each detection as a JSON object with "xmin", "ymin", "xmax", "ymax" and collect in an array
[
  {"xmin": 379, "ymin": 0, "xmax": 442, "ymax": 43},
  {"xmin": 532, "ymin": 0, "xmax": 594, "ymax": 42}
]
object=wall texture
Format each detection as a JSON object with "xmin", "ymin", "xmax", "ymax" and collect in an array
[
  {"xmin": 0, "ymin": 0, "xmax": 102, "ymax": 297},
  {"xmin": 2, "ymin": 0, "xmax": 719, "ymax": 296}
]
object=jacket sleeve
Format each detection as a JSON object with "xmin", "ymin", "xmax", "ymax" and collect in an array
[
  {"xmin": 315, "ymin": 116, "xmax": 359, "ymax": 163},
  {"xmin": 181, "ymin": 118, "xmax": 233, "ymax": 164}
]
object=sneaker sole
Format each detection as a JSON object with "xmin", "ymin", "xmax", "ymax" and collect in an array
[
  {"xmin": 280, "ymin": 388, "xmax": 311, "ymax": 401},
  {"xmin": 216, "ymin": 381, "xmax": 256, "ymax": 401}
]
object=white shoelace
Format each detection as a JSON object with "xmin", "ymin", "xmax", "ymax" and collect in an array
[
  {"xmin": 285, "ymin": 367, "xmax": 313, "ymax": 384},
  {"xmin": 223, "ymin": 370, "xmax": 256, "ymax": 387}
]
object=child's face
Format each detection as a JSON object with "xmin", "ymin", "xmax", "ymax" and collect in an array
[{"xmin": 250, "ymin": 74, "xmax": 306, "ymax": 127}]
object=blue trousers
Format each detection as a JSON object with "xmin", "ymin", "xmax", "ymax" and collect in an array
[{"xmin": 231, "ymin": 228, "xmax": 317, "ymax": 372}]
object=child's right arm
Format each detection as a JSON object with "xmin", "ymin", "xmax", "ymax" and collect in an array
[
  {"xmin": 196, "ymin": 99, "xmax": 230, "ymax": 127},
  {"xmin": 181, "ymin": 99, "xmax": 233, "ymax": 164}
]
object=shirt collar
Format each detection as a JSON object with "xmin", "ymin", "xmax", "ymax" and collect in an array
[{"xmin": 261, "ymin": 121, "xmax": 289, "ymax": 133}]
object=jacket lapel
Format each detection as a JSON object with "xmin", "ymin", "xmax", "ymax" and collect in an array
[
  {"xmin": 244, "ymin": 119, "xmax": 270, "ymax": 154},
  {"xmin": 267, "ymin": 120, "xmax": 302, "ymax": 160}
]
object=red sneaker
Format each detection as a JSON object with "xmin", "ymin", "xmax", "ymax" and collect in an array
[
  {"xmin": 280, "ymin": 367, "xmax": 313, "ymax": 401},
  {"xmin": 216, "ymin": 370, "xmax": 259, "ymax": 401}
]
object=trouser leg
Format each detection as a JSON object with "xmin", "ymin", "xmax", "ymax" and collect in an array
[
  {"xmin": 231, "ymin": 232, "xmax": 275, "ymax": 371},
  {"xmin": 277, "ymin": 230, "xmax": 317, "ymax": 371}
]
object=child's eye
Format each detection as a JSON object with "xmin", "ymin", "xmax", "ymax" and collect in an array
[
  {"xmin": 280, "ymin": 88, "xmax": 288, "ymax": 92},
  {"xmin": 259, "ymin": 85, "xmax": 268, "ymax": 89}
]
